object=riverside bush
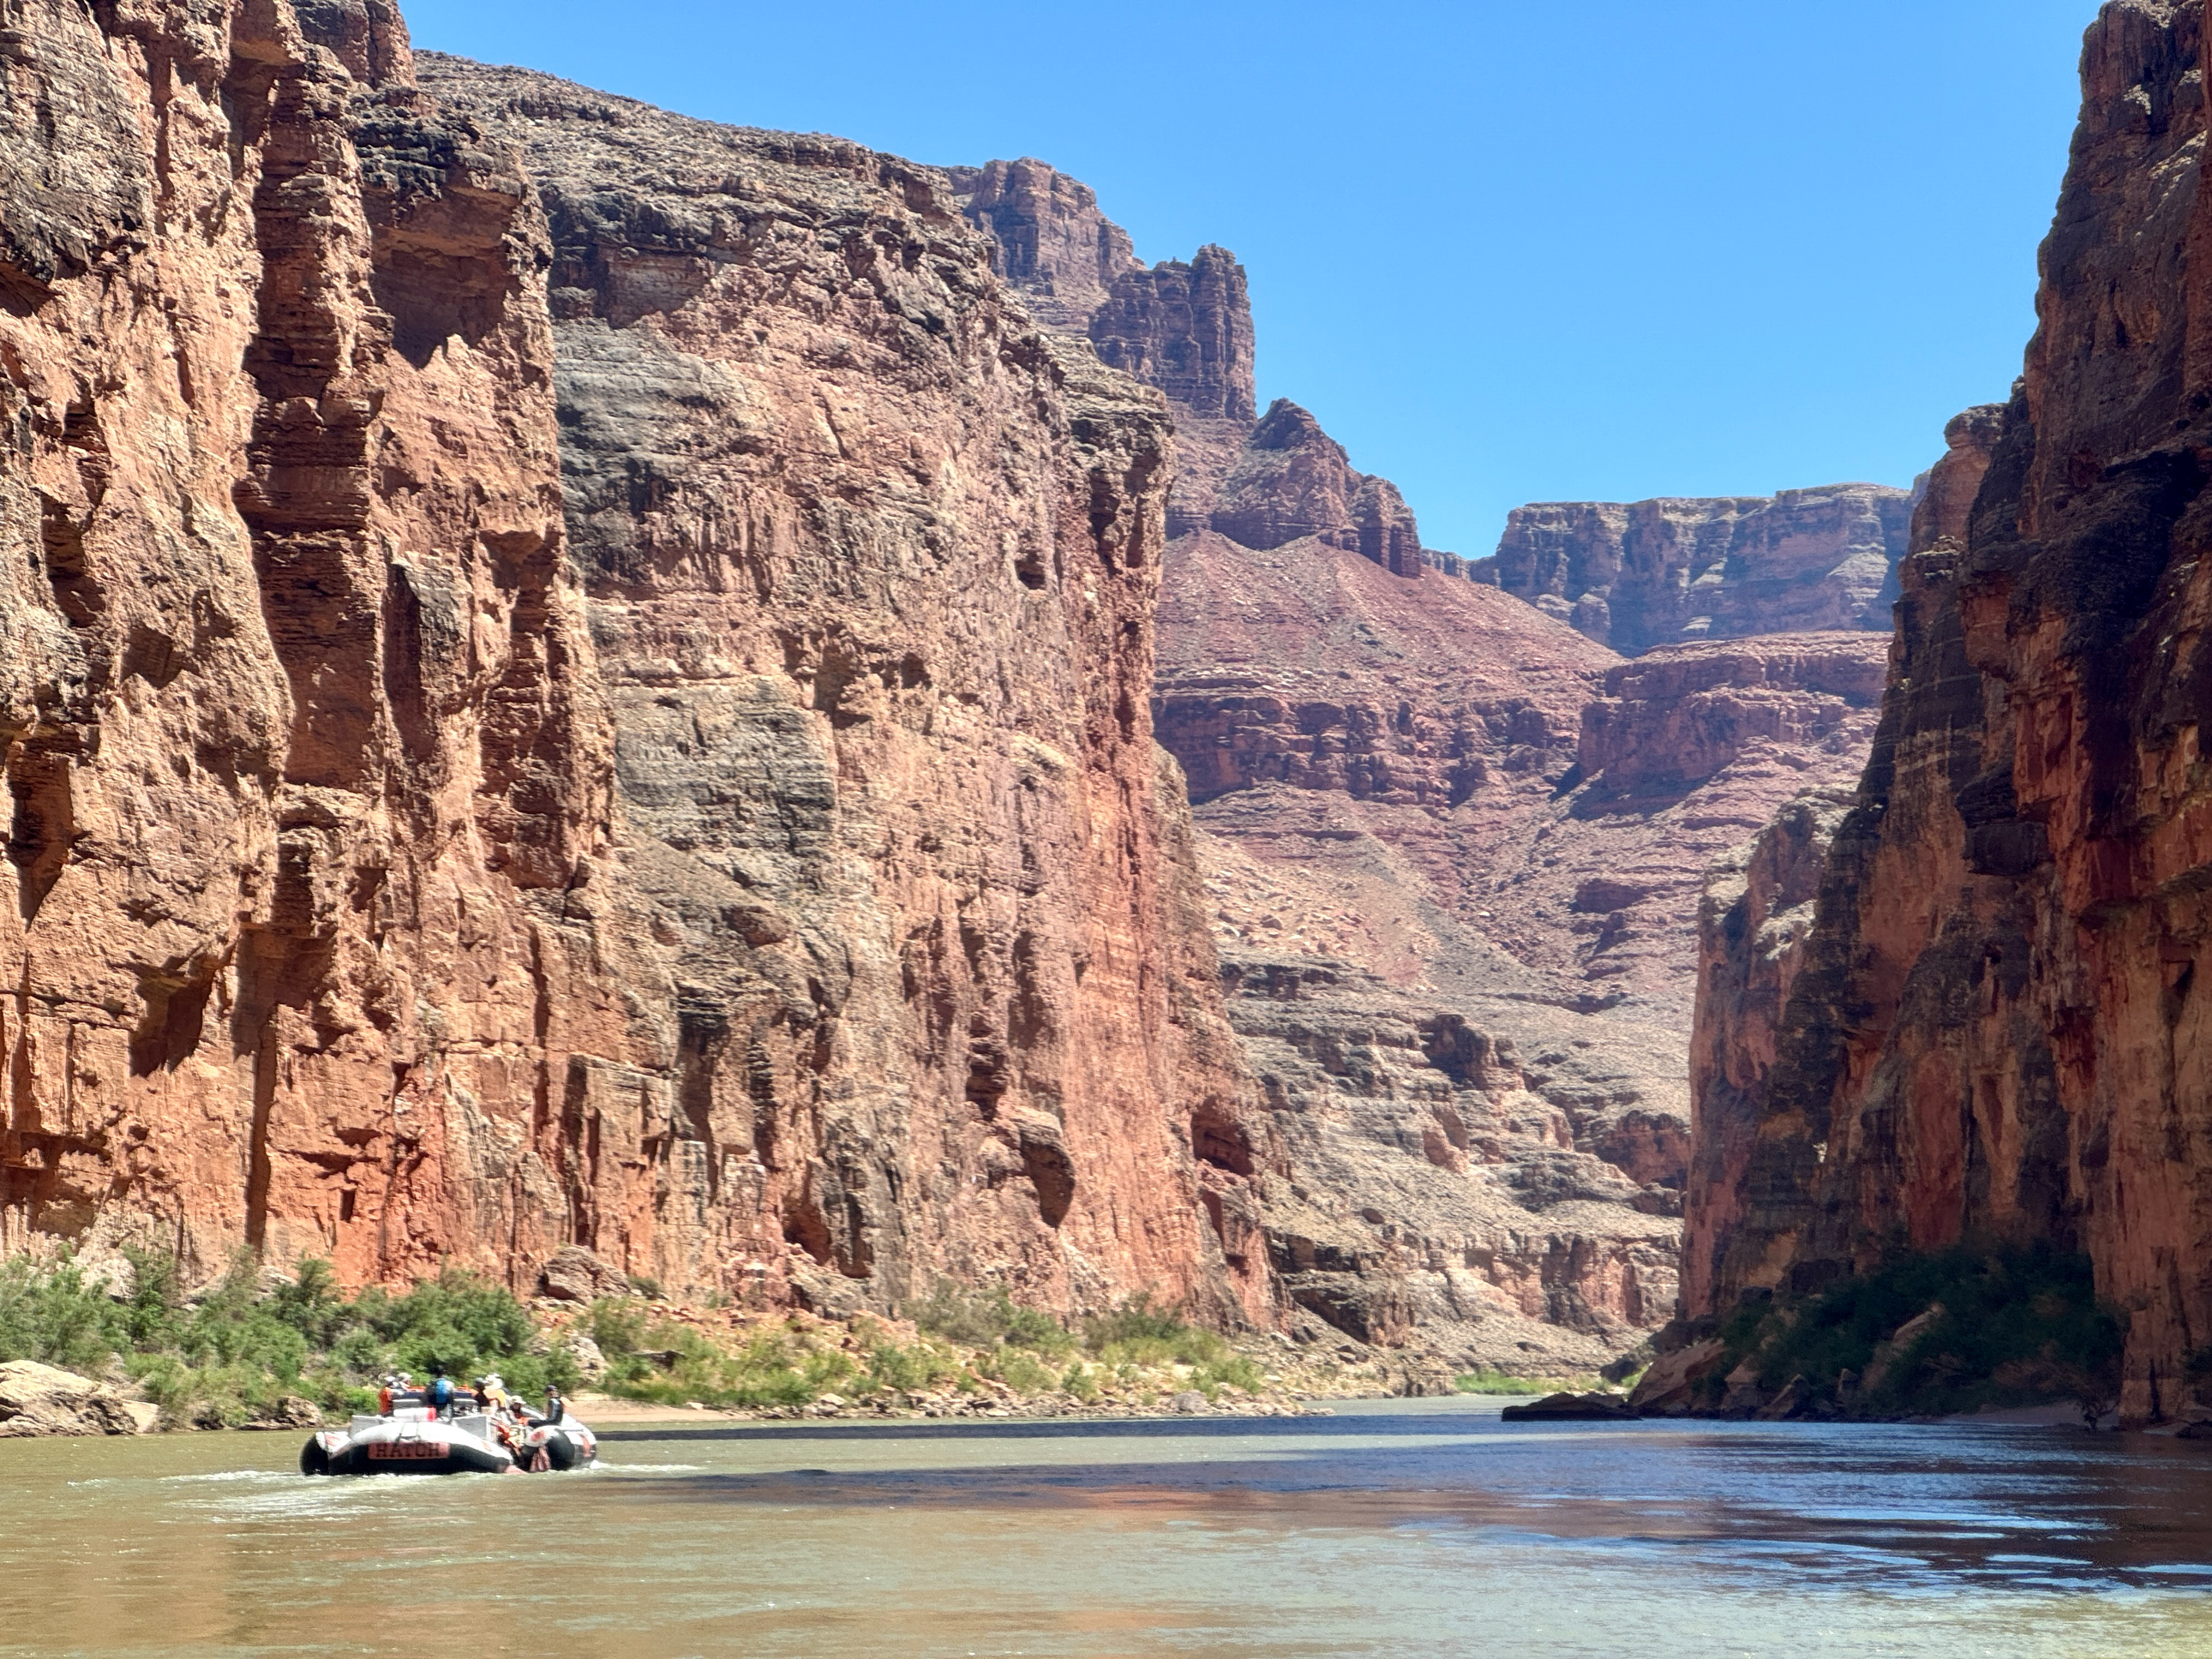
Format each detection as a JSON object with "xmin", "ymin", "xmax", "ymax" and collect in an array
[
  {"xmin": 0, "ymin": 1249, "xmax": 568, "ymax": 1423},
  {"xmin": 603, "ymin": 1326, "xmax": 857, "ymax": 1409},
  {"xmin": 1713, "ymin": 1241, "xmax": 2124, "ymax": 1418},
  {"xmin": 1085, "ymin": 1294, "xmax": 1233, "ymax": 1369},
  {"xmin": 1453, "ymin": 1370, "xmax": 1582, "ymax": 1396},
  {"xmin": 908, "ymin": 1280, "xmax": 1074, "ymax": 1356}
]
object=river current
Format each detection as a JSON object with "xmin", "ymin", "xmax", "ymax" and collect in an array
[{"xmin": 4, "ymin": 1395, "xmax": 2210, "ymax": 1656}]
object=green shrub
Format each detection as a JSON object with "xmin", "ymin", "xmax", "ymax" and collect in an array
[
  {"xmin": 1082, "ymin": 1294, "xmax": 1229, "ymax": 1367},
  {"xmin": 1454, "ymin": 1370, "xmax": 1580, "ymax": 1396},
  {"xmin": 1719, "ymin": 1241, "xmax": 2125, "ymax": 1418},
  {"xmin": 1192, "ymin": 1355, "xmax": 1265, "ymax": 1397},
  {"xmin": 586, "ymin": 1297, "xmax": 650, "ymax": 1363},
  {"xmin": 908, "ymin": 1280, "xmax": 1073, "ymax": 1356},
  {"xmin": 119, "ymin": 1247, "xmax": 182, "ymax": 1351},
  {"xmin": 353, "ymin": 1270, "xmax": 536, "ymax": 1380},
  {"xmin": 0, "ymin": 1250, "xmax": 556, "ymax": 1426},
  {"xmin": 0, "ymin": 1254, "xmax": 122, "ymax": 1372},
  {"xmin": 861, "ymin": 1333, "xmax": 961, "ymax": 1397},
  {"xmin": 986, "ymin": 1347, "xmax": 1058, "ymax": 1393},
  {"xmin": 601, "ymin": 1327, "xmax": 857, "ymax": 1410}
]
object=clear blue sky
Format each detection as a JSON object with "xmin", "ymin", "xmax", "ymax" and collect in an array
[{"xmin": 402, "ymin": 0, "xmax": 2097, "ymax": 557}]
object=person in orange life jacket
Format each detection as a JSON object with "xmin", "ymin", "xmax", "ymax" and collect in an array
[{"xmin": 377, "ymin": 1377, "xmax": 394, "ymax": 1416}]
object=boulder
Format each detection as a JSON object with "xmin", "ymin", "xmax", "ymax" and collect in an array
[
  {"xmin": 1171, "ymin": 1390, "xmax": 1210, "ymax": 1416},
  {"xmin": 1718, "ymin": 1357, "xmax": 1768, "ymax": 1416},
  {"xmin": 1861, "ymin": 1306, "xmax": 1944, "ymax": 1396},
  {"xmin": 1389, "ymin": 1363, "xmax": 1460, "ymax": 1398},
  {"xmin": 0, "ymin": 1361, "xmax": 141, "ymax": 1438},
  {"xmin": 537, "ymin": 1247, "xmax": 632, "ymax": 1305},
  {"xmin": 1499, "ymin": 1391, "xmax": 1637, "ymax": 1422},
  {"xmin": 560, "ymin": 1333, "xmax": 608, "ymax": 1383},
  {"xmin": 249, "ymin": 1395, "xmax": 325, "ymax": 1429},
  {"xmin": 1755, "ymin": 1375, "xmax": 1815, "ymax": 1421},
  {"xmin": 1627, "ymin": 1338, "xmax": 1727, "ymax": 1416}
]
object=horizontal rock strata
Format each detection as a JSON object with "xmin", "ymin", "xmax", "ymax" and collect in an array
[
  {"xmin": 1479, "ymin": 484, "xmax": 1916, "ymax": 654},
  {"xmin": 1153, "ymin": 512, "xmax": 1893, "ymax": 1363}
]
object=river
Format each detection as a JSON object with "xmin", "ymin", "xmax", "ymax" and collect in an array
[{"xmin": 4, "ymin": 1396, "xmax": 2209, "ymax": 1656}]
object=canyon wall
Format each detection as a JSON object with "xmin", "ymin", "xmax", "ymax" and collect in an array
[
  {"xmin": 1683, "ymin": 0, "xmax": 2212, "ymax": 1424},
  {"xmin": 1149, "ymin": 518, "xmax": 1888, "ymax": 1366},
  {"xmin": 954, "ymin": 152, "xmax": 1903, "ymax": 1369},
  {"xmin": 0, "ymin": 0, "xmax": 614, "ymax": 1288},
  {"xmin": 0, "ymin": 2, "xmax": 1269, "ymax": 1327},
  {"xmin": 1479, "ymin": 484, "xmax": 1915, "ymax": 654}
]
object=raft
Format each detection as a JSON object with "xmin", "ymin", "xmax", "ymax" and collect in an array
[{"xmin": 301, "ymin": 1402, "xmax": 597, "ymax": 1476}]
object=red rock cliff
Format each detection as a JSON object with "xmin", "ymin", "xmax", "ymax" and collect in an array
[
  {"xmin": 1687, "ymin": 0, "xmax": 2212, "ymax": 1425},
  {"xmin": 0, "ymin": 3, "xmax": 1267, "ymax": 1327}
]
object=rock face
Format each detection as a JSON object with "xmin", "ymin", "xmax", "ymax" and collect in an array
[
  {"xmin": 1, "ymin": 0, "xmax": 603, "ymax": 1284},
  {"xmin": 1682, "ymin": 1, "xmax": 2212, "ymax": 1424},
  {"xmin": 0, "ymin": 3, "xmax": 1268, "ymax": 1329},
  {"xmin": 1208, "ymin": 400, "xmax": 1425, "ymax": 576},
  {"xmin": 1479, "ymin": 484, "xmax": 1916, "ymax": 654},
  {"xmin": 1678, "ymin": 788, "xmax": 1854, "ymax": 1321},
  {"xmin": 1578, "ymin": 636, "xmax": 1888, "ymax": 803},
  {"xmin": 952, "ymin": 168, "xmax": 1449, "ymax": 570},
  {"xmin": 1088, "ymin": 243, "xmax": 1256, "ymax": 425},
  {"xmin": 942, "ymin": 154, "xmax": 1901, "ymax": 1369},
  {"xmin": 945, "ymin": 159, "xmax": 1139, "ymax": 333},
  {"xmin": 1152, "ymin": 511, "xmax": 1891, "ymax": 1364}
]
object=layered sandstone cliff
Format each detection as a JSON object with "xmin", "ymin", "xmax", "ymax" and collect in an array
[
  {"xmin": 0, "ymin": 0, "xmax": 609, "ymax": 1283},
  {"xmin": 943, "ymin": 150, "xmax": 1908, "ymax": 1368},
  {"xmin": 1479, "ymin": 483, "xmax": 1916, "ymax": 654},
  {"xmin": 0, "ymin": 3, "xmax": 1267, "ymax": 1327},
  {"xmin": 1151, "ymin": 514, "xmax": 1889, "ymax": 1364},
  {"xmin": 1683, "ymin": 0, "xmax": 2212, "ymax": 1425}
]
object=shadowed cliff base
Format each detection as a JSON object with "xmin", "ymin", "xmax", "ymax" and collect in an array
[{"xmin": 1631, "ymin": 1241, "xmax": 2126, "ymax": 1425}]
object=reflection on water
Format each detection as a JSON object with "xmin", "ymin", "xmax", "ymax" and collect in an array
[{"xmin": 4, "ymin": 1397, "xmax": 2211, "ymax": 1657}]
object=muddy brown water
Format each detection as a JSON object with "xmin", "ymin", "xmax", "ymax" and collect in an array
[{"xmin": 4, "ymin": 1396, "xmax": 2211, "ymax": 1656}]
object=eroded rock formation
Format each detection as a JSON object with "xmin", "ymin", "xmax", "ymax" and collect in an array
[
  {"xmin": 939, "ymin": 149, "xmax": 1911, "ymax": 1369},
  {"xmin": 951, "ymin": 167, "xmax": 1449, "ymax": 573},
  {"xmin": 1149, "ymin": 509, "xmax": 1891, "ymax": 1363},
  {"xmin": 0, "ymin": 3, "xmax": 1269, "ymax": 1328},
  {"xmin": 944, "ymin": 159, "xmax": 1139, "ymax": 333},
  {"xmin": 1479, "ymin": 483, "xmax": 1915, "ymax": 654},
  {"xmin": 1681, "ymin": 0, "xmax": 2212, "ymax": 1425}
]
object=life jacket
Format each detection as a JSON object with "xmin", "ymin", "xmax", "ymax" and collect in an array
[{"xmin": 378, "ymin": 1386, "xmax": 393, "ymax": 1415}]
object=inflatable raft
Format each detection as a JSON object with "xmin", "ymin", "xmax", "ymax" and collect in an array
[{"xmin": 302, "ymin": 1398, "xmax": 596, "ymax": 1476}]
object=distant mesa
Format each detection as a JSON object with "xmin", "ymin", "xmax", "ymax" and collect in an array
[{"xmin": 1473, "ymin": 484, "xmax": 1917, "ymax": 656}]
